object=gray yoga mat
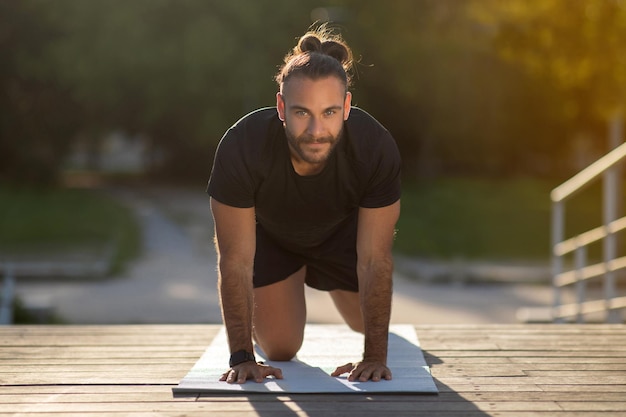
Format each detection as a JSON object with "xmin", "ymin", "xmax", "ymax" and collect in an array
[{"xmin": 173, "ymin": 324, "xmax": 438, "ymax": 394}]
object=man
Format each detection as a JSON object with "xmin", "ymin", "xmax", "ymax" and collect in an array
[{"xmin": 207, "ymin": 27, "xmax": 401, "ymax": 384}]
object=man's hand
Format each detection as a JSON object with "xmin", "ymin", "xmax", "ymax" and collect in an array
[
  {"xmin": 220, "ymin": 362, "xmax": 283, "ymax": 384},
  {"xmin": 331, "ymin": 361, "xmax": 392, "ymax": 382}
]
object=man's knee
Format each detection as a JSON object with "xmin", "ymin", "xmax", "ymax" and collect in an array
[
  {"xmin": 255, "ymin": 335, "xmax": 301, "ymax": 361},
  {"xmin": 264, "ymin": 344, "xmax": 300, "ymax": 361}
]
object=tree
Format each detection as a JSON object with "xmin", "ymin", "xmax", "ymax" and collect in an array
[
  {"xmin": 1, "ymin": 0, "xmax": 322, "ymax": 184},
  {"xmin": 0, "ymin": 1, "xmax": 82, "ymax": 184},
  {"xmin": 471, "ymin": 0, "xmax": 626, "ymax": 152},
  {"xmin": 45, "ymin": 0, "xmax": 320, "ymax": 181},
  {"xmin": 332, "ymin": 0, "xmax": 571, "ymax": 179}
]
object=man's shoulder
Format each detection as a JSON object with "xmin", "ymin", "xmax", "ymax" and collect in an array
[
  {"xmin": 231, "ymin": 107, "xmax": 279, "ymax": 130},
  {"xmin": 345, "ymin": 107, "xmax": 394, "ymax": 151},
  {"xmin": 345, "ymin": 107, "xmax": 391, "ymax": 145},
  {"xmin": 346, "ymin": 107, "xmax": 386, "ymax": 130},
  {"xmin": 219, "ymin": 107, "xmax": 280, "ymax": 151},
  {"xmin": 215, "ymin": 107, "xmax": 283, "ymax": 172}
]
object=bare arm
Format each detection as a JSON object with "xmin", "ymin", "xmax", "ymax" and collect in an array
[
  {"xmin": 357, "ymin": 200, "xmax": 400, "ymax": 364},
  {"xmin": 338, "ymin": 200, "xmax": 399, "ymax": 381},
  {"xmin": 210, "ymin": 197, "xmax": 282, "ymax": 383}
]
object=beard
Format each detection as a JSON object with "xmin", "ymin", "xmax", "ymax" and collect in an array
[{"xmin": 285, "ymin": 127, "xmax": 343, "ymax": 165}]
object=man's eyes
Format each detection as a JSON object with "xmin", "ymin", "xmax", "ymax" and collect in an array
[{"xmin": 292, "ymin": 110, "xmax": 337, "ymax": 117}]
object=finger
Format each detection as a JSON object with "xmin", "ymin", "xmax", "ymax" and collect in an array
[
  {"xmin": 267, "ymin": 366, "xmax": 283, "ymax": 380},
  {"xmin": 255, "ymin": 366, "xmax": 278, "ymax": 382},
  {"xmin": 350, "ymin": 365, "xmax": 393, "ymax": 382},
  {"xmin": 370, "ymin": 369, "xmax": 382, "ymax": 382},
  {"xmin": 349, "ymin": 364, "xmax": 380, "ymax": 382},
  {"xmin": 236, "ymin": 369, "xmax": 248, "ymax": 384},
  {"xmin": 348, "ymin": 365, "xmax": 369, "ymax": 382},
  {"xmin": 330, "ymin": 363, "xmax": 353, "ymax": 377},
  {"xmin": 226, "ymin": 369, "xmax": 238, "ymax": 384}
]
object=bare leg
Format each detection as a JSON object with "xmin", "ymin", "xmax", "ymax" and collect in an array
[
  {"xmin": 253, "ymin": 266, "xmax": 307, "ymax": 361},
  {"xmin": 329, "ymin": 289, "xmax": 364, "ymax": 333}
]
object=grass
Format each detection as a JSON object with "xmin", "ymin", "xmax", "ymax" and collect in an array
[
  {"xmin": 395, "ymin": 177, "xmax": 607, "ymax": 261},
  {"xmin": 0, "ymin": 186, "xmax": 140, "ymax": 275}
]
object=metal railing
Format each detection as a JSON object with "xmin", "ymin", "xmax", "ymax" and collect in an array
[
  {"xmin": 0, "ymin": 264, "xmax": 15, "ymax": 325},
  {"xmin": 551, "ymin": 141, "xmax": 626, "ymax": 323}
]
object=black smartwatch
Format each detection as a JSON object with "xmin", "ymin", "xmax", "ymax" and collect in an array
[{"xmin": 229, "ymin": 350, "xmax": 256, "ymax": 367}]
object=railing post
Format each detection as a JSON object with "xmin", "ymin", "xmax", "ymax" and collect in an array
[
  {"xmin": 574, "ymin": 243, "xmax": 586, "ymax": 323},
  {"xmin": 607, "ymin": 112, "xmax": 623, "ymax": 323},
  {"xmin": 603, "ymin": 167, "xmax": 620, "ymax": 323},
  {"xmin": 0, "ymin": 263, "xmax": 15, "ymax": 325},
  {"xmin": 552, "ymin": 200, "xmax": 565, "ymax": 322}
]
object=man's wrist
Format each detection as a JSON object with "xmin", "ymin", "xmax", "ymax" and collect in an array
[{"xmin": 229, "ymin": 350, "xmax": 256, "ymax": 367}]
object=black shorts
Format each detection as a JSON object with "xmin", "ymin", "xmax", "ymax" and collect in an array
[{"xmin": 253, "ymin": 221, "xmax": 359, "ymax": 292}]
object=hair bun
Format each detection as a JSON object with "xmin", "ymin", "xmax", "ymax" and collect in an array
[
  {"xmin": 321, "ymin": 40, "xmax": 350, "ymax": 65},
  {"xmin": 276, "ymin": 25, "xmax": 354, "ymax": 88},
  {"xmin": 296, "ymin": 32, "xmax": 351, "ymax": 67},
  {"xmin": 298, "ymin": 34, "xmax": 323, "ymax": 54}
]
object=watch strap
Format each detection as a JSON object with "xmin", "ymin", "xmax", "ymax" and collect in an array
[{"xmin": 229, "ymin": 350, "xmax": 256, "ymax": 367}]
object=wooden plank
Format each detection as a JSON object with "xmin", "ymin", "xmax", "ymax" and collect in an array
[
  {"xmin": 0, "ymin": 400, "xmax": 566, "ymax": 413},
  {"xmin": 0, "ymin": 325, "xmax": 216, "ymax": 347},
  {"xmin": 8, "ymin": 413, "xmax": 626, "ymax": 417},
  {"xmin": 440, "ymin": 357, "xmax": 626, "ymax": 366},
  {"xmin": 509, "ymin": 357, "xmax": 626, "ymax": 364},
  {"xmin": 0, "ymin": 373, "xmax": 184, "ymax": 385},
  {"xmin": 558, "ymin": 402, "xmax": 626, "ymax": 411},
  {"xmin": 1, "ymin": 346, "xmax": 206, "ymax": 358},
  {"xmin": 437, "ymin": 375, "xmax": 626, "ymax": 385},
  {"xmin": 427, "ymin": 344, "xmax": 626, "ymax": 351},
  {"xmin": 0, "ymin": 364, "xmax": 193, "ymax": 373},
  {"xmin": 455, "ymin": 392, "xmax": 626, "ymax": 402},
  {"xmin": 518, "ymin": 363, "xmax": 626, "ymax": 371},
  {"xmin": 422, "ymin": 350, "xmax": 626, "ymax": 357},
  {"xmin": 430, "ymin": 365, "xmax": 626, "ymax": 378},
  {"xmin": 539, "ymin": 385, "xmax": 626, "ymax": 392},
  {"xmin": 0, "ymin": 385, "xmax": 175, "ymax": 395},
  {"xmin": 415, "ymin": 323, "xmax": 626, "ymax": 331},
  {"xmin": 0, "ymin": 335, "xmax": 210, "ymax": 347},
  {"xmin": 0, "ymin": 392, "xmax": 198, "ymax": 404},
  {"xmin": 525, "ymin": 370, "xmax": 626, "ymax": 377},
  {"xmin": 435, "ymin": 383, "xmax": 544, "ymax": 392},
  {"xmin": 421, "ymin": 333, "xmax": 626, "ymax": 341},
  {"xmin": 0, "ymin": 324, "xmax": 214, "ymax": 334},
  {"xmin": 430, "ymin": 365, "xmax": 527, "ymax": 377},
  {"xmin": 0, "ymin": 358, "xmax": 201, "ymax": 366}
]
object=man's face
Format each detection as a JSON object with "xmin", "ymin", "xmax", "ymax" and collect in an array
[{"xmin": 277, "ymin": 76, "xmax": 351, "ymax": 172}]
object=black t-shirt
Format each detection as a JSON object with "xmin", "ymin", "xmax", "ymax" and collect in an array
[{"xmin": 207, "ymin": 107, "xmax": 401, "ymax": 253}]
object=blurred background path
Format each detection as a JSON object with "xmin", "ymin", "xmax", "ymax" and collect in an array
[{"xmin": 15, "ymin": 187, "xmax": 556, "ymax": 325}]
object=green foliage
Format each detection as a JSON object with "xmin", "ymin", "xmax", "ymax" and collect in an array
[
  {"xmin": 43, "ymin": 0, "xmax": 319, "ymax": 180},
  {"xmin": 396, "ymin": 177, "xmax": 606, "ymax": 261},
  {"xmin": 0, "ymin": 186, "xmax": 140, "ymax": 273},
  {"xmin": 0, "ymin": 0, "xmax": 82, "ymax": 184},
  {"xmin": 472, "ymin": 0, "xmax": 626, "ymax": 120},
  {"xmin": 339, "ymin": 0, "xmax": 578, "ymax": 179},
  {"xmin": 396, "ymin": 178, "xmax": 553, "ymax": 259}
]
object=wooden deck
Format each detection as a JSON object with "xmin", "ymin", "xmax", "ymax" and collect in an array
[{"xmin": 1, "ymin": 324, "xmax": 626, "ymax": 416}]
